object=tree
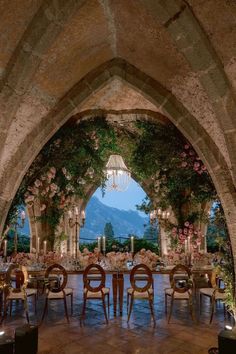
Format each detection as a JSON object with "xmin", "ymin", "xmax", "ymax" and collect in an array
[
  {"xmin": 143, "ymin": 225, "xmax": 158, "ymax": 241},
  {"xmin": 104, "ymin": 222, "xmax": 115, "ymax": 241}
]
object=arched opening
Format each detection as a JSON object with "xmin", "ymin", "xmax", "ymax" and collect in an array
[
  {"xmin": 0, "ymin": 60, "xmax": 235, "ymax": 277},
  {"xmin": 2, "ymin": 111, "xmax": 230, "ymax": 267},
  {"xmin": 79, "ymin": 177, "xmax": 159, "ymax": 253}
]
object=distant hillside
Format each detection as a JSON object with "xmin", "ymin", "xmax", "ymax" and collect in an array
[{"xmin": 80, "ymin": 196, "xmax": 149, "ymax": 241}]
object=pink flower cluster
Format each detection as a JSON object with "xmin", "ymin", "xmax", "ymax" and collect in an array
[
  {"xmin": 78, "ymin": 248, "xmax": 99, "ymax": 268},
  {"xmin": 134, "ymin": 249, "xmax": 159, "ymax": 269},
  {"xmin": 42, "ymin": 251, "xmax": 62, "ymax": 265},
  {"xmin": 180, "ymin": 144, "xmax": 207, "ymax": 175},
  {"xmin": 171, "ymin": 221, "xmax": 202, "ymax": 253},
  {"xmin": 106, "ymin": 251, "xmax": 132, "ymax": 270},
  {"xmin": 11, "ymin": 252, "xmax": 36, "ymax": 266},
  {"xmin": 24, "ymin": 166, "xmax": 73, "ymax": 211}
]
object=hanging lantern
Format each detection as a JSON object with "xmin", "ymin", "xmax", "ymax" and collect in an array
[{"xmin": 104, "ymin": 154, "xmax": 131, "ymax": 192}]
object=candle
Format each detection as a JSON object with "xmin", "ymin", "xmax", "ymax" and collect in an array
[
  {"xmin": 3, "ymin": 240, "xmax": 7, "ymax": 257},
  {"xmin": 131, "ymin": 236, "xmax": 134, "ymax": 253},
  {"xmin": 98, "ymin": 237, "xmax": 101, "ymax": 252},
  {"xmin": 188, "ymin": 236, "xmax": 191, "ymax": 253},
  {"xmin": 37, "ymin": 237, "xmax": 40, "ymax": 254},
  {"xmin": 198, "ymin": 244, "xmax": 200, "ymax": 253},
  {"xmin": 21, "ymin": 210, "xmax": 26, "ymax": 220},
  {"xmin": 81, "ymin": 210, "xmax": 85, "ymax": 220},
  {"xmin": 157, "ymin": 208, "xmax": 162, "ymax": 216},
  {"xmin": 102, "ymin": 236, "xmax": 106, "ymax": 252},
  {"xmin": 43, "ymin": 240, "xmax": 47, "ymax": 255},
  {"xmin": 75, "ymin": 207, "xmax": 79, "ymax": 216},
  {"xmin": 68, "ymin": 210, "xmax": 72, "ymax": 219},
  {"xmin": 184, "ymin": 239, "xmax": 187, "ymax": 253}
]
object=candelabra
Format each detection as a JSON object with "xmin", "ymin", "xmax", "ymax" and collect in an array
[
  {"xmin": 12, "ymin": 210, "xmax": 26, "ymax": 253},
  {"xmin": 150, "ymin": 208, "xmax": 170, "ymax": 224},
  {"xmin": 68, "ymin": 207, "xmax": 85, "ymax": 258}
]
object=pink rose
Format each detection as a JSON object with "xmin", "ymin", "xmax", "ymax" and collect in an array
[
  {"xmin": 184, "ymin": 144, "xmax": 190, "ymax": 150},
  {"xmin": 184, "ymin": 221, "xmax": 190, "ymax": 227},
  {"xmin": 34, "ymin": 179, "xmax": 42, "ymax": 187},
  {"xmin": 40, "ymin": 204, "xmax": 46, "ymax": 211}
]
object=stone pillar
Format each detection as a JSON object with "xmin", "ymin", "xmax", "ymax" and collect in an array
[{"xmin": 159, "ymin": 226, "xmax": 170, "ymax": 256}]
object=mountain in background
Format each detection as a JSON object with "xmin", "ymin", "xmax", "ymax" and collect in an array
[
  {"xmin": 20, "ymin": 196, "xmax": 150, "ymax": 242},
  {"xmin": 80, "ymin": 196, "xmax": 149, "ymax": 241}
]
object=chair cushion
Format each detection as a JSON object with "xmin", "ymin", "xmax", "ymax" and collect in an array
[
  {"xmin": 8, "ymin": 288, "xmax": 37, "ymax": 299},
  {"xmin": 8, "ymin": 290, "xmax": 25, "ymax": 300},
  {"xmin": 165, "ymin": 288, "xmax": 191, "ymax": 299},
  {"xmin": 47, "ymin": 288, "xmax": 73, "ymax": 299},
  {"xmin": 200, "ymin": 288, "xmax": 227, "ymax": 300},
  {"xmin": 26, "ymin": 288, "xmax": 37, "ymax": 296},
  {"xmin": 127, "ymin": 288, "xmax": 153, "ymax": 298},
  {"xmin": 84, "ymin": 287, "xmax": 109, "ymax": 298}
]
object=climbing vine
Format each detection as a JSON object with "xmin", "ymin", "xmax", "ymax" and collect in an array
[{"xmin": 130, "ymin": 121, "xmax": 217, "ymax": 225}]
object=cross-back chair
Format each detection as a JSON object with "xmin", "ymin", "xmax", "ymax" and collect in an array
[
  {"xmin": 82, "ymin": 264, "xmax": 110, "ymax": 324},
  {"xmin": 4, "ymin": 264, "xmax": 37, "ymax": 323},
  {"xmin": 127, "ymin": 264, "xmax": 155, "ymax": 326},
  {"xmin": 41, "ymin": 263, "xmax": 73, "ymax": 323},
  {"xmin": 199, "ymin": 269, "xmax": 227, "ymax": 323},
  {"xmin": 165, "ymin": 264, "xmax": 195, "ymax": 323}
]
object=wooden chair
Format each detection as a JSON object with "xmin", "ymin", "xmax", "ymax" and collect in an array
[
  {"xmin": 82, "ymin": 264, "xmax": 110, "ymax": 324},
  {"xmin": 199, "ymin": 269, "xmax": 227, "ymax": 323},
  {"xmin": 4, "ymin": 264, "xmax": 37, "ymax": 323},
  {"xmin": 165, "ymin": 264, "xmax": 195, "ymax": 323},
  {"xmin": 41, "ymin": 263, "xmax": 73, "ymax": 323},
  {"xmin": 127, "ymin": 264, "xmax": 155, "ymax": 326}
]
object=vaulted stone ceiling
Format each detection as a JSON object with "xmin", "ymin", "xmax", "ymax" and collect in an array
[{"xmin": 1, "ymin": 0, "xmax": 236, "ymax": 261}]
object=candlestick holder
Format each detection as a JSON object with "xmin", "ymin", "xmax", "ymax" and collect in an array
[{"xmin": 68, "ymin": 208, "xmax": 85, "ymax": 258}]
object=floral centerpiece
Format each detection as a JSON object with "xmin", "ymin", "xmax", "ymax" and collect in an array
[
  {"xmin": 41, "ymin": 251, "xmax": 62, "ymax": 265},
  {"xmin": 134, "ymin": 249, "xmax": 159, "ymax": 269},
  {"xmin": 11, "ymin": 252, "xmax": 37, "ymax": 266},
  {"xmin": 106, "ymin": 252, "xmax": 132, "ymax": 270},
  {"xmin": 78, "ymin": 248, "xmax": 99, "ymax": 268}
]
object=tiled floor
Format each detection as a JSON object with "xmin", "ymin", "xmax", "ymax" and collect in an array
[{"xmin": 1, "ymin": 274, "xmax": 230, "ymax": 354}]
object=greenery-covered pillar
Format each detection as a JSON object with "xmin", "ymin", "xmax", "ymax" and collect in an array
[
  {"xmin": 159, "ymin": 207, "xmax": 177, "ymax": 256},
  {"xmin": 27, "ymin": 202, "xmax": 43, "ymax": 253}
]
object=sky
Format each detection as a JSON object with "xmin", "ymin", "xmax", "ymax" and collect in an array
[{"xmin": 94, "ymin": 178, "xmax": 147, "ymax": 216}]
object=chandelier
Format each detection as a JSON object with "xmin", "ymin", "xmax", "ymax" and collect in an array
[{"xmin": 105, "ymin": 154, "xmax": 131, "ymax": 191}]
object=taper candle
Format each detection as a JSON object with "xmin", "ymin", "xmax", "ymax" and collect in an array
[
  {"xmin": 43, "ymin": 240, "xmax": 47, "ymax": 255},
  {"xmin": 102, "ymin": 236, "xmax": 106, "ymax": 252},
  {"xmin": 3, "ymin": 240, "xmax": 7, "ymax": 257},
  {"xmin": 98, "ymin": 237, "xmax": 101, "ymax": 252},
  {"xmin": 37, "ymin": 237, "xmax": 40, "ymax": 254},
  {"xmin": 131, "ymin": 236, "xmax": 134, "ymax": 253}
]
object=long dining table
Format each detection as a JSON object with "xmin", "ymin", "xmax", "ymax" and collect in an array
[
  {"xmin": 29, "ymin": 266, "xmax": 213, "ymax": 316},
  {"xmin": 0, "ymin": 265, "xmax": 213, "ymax": 317}
]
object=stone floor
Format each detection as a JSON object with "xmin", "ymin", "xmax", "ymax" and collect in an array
[{"xmin": 1, "ymin": 274, "xmax": 230, "ymax": 354}]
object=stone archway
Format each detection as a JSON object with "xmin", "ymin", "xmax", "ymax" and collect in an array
[{"xmin": 0, "ymin": 58, "xmax": 236, "ymax": 274}]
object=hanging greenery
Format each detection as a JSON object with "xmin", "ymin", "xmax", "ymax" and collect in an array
[
  {"xmin": 6, "ymin": 117, "xmax": 119, "ymax": 233},
  {"xmin": 130, "ymin": 121, "xmax": 217, "ymax": 225},
  {"xmin": 6, "ymin": 117, "xmax": 220, "ymax": 250}
]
